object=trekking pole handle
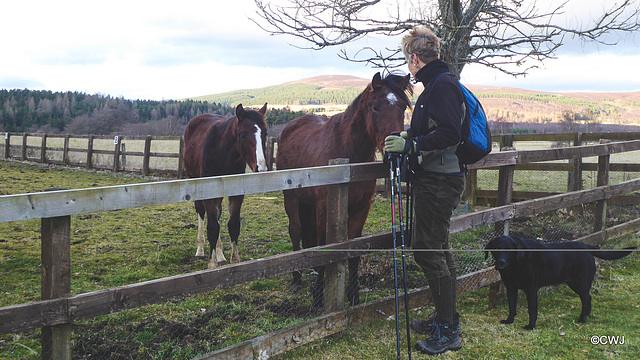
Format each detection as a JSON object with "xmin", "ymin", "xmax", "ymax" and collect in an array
[{"xmin": 384, "ymin": 132, "xmax": 403, "ymax": 164}]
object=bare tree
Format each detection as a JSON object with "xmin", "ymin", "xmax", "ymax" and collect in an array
[{"xmin": 253, "ymin": 0, "xmax": 640, "ymax": 77}]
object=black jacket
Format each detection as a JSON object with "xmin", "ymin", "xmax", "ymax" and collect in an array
[{"xmin": 408, "ymin": 59, "xmax": 465, "ymax": 175}]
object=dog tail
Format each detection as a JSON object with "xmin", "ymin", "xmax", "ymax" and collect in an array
[{"xmin": 590, "ymin": 246, "xmax": 636, "ymax": 260}]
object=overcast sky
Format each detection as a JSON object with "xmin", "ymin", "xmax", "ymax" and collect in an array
[{"xmin": 2, "ymin": 0, "xmax": 639, "ymax": 101}]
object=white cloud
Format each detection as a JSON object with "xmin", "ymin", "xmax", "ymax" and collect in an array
[
  {"xmin": 462, "ymin": 52, "xmax": 640, "ymax": 93},
  {"xmin": 1, "ymin": 0, "xmax": 639, "ymax": 100}
]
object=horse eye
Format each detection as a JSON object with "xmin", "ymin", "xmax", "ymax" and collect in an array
[{"xmin": 373, "ymin": 105, "xmax": 380, "ymax": 112}]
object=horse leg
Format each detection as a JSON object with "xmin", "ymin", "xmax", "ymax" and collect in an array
[
  {"xmin": 227, "ymin": 195, "xmax": 244, "ymax": 264},
  {"xmin": 205, "ymin": 198, "xmax": 225, "ymax": 269},
  {"xmin": 194, "ymin": 200, "xmax": 206, "ymax": 258},
  {"xmin": 311, "ymin": 202, "xmax": 327, "ymax": 311},
  {"xmin": 283, "ymin": 193, "xmax": 303, "ymax": 286}
]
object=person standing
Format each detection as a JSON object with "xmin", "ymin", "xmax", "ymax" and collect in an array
[{"xmin": 384, "ymin": 26, "xmax": 466, "ymax": 355}]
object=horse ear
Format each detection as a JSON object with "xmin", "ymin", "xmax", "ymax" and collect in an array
[
  {"xmin": 235, "ymin": 104, "xmax": 245, "ymax": 121},
  {"xmin": 402, "ymin": 74, "xmax": 411, "ymax": 90},
  {"xmin": 371, "ymin": 72, "xmax": 383, "ymax": 89},
  {"xmin": 259, "ymin": 103, "xmax": 268, "ymax": 116}
]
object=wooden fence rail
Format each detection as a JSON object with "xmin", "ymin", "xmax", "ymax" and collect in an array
[
  {"xmin": 1, "ymin": 139, "xmax": 640, "ymax": 359},
  {"xmin": 2, "ymin": 132, "xmax": 185, "ymax": 177},
  {"xmin": 3, "ymin": 131, "xmax": 640, "ymax": 178}
]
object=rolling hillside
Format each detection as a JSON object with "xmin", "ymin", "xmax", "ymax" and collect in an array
[
  {"xmin": 188, "ymin": 75, "xmax": 640, "ymax": 128},
  {"xmin": 189, "ymin": 75, "xmax": 366, "ymax": 108}
]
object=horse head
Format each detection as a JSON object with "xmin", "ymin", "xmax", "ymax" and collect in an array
[
  {"xmin": 234, "ymin": 103, "xmax": 269, "ymax": 172},
  {"xmin": 364, "ymin": 72, "xmax": 413, "ymax": 153}
]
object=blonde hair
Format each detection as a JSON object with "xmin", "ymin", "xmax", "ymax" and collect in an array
[{"xmin": 401, "ymin": 26, "xmax": 440, "ymax": 63}]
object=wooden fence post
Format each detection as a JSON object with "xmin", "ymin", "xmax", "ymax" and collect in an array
[
  {"xmin": 572, "ymin": 132, "xmax": 583, "ymax": 192},
  {"xmin": 4, "ymin": 132, "xmax": 9, "ymax": 158},
  {"xmin": 178, "ymin": 136, "xmax": 185, "ymax": 178},
  {"xmin": 494, "ymin": 146, "xmax": 515, "ymax": 236},
  {"xmin": 499, "ymin": 134, "xmax": 513, "ymax": 150},
  {"xmin": 21, "ymin": 133, "xmax": 27, "ymax": 160},
  {"xmin": 568, "ymin": 132, "xmax": 582, "ymax": 192},
  {"xmin": 465, "ymin": 169, "xmax": 478, "ymax": 206},
  {"xmin": 121, "ymin": 142, "xmax": 127, "ymax": 170},
  {"xmin": 41, "ymin": 215, "xmax": 71, "ymax": 360},
  {"xmin": 265, "ymin": 136, "xmax": 276, "ymax": 171},
  {"xmin": 40, "ymin": 134, "xmax": 47, "ymax": 163},
  {"xmin": 571, "ymin": 132, "xmax": 584, "ymax": 215},
  {"xmin": 324, "ymin": 158, "xmax": 349, "ymax": 313},
  {"xmin": 594, "ymin": 139, "xmax": 611, "ymax": 232},
  {"xmin": 86, "ymin": 135, "xmax": 94, "ymax": 169},
  {"xmin": 143, "ymin": 135, "xmax": 152, "ymax": 176},
  {"xmin": 113, "ymin": 135, "xmax": 122, "ymax": 172},
  {"xmin": 62, "ymin": 134, "xmax": 70, "ymax": 166},
  {"xmin": 488, "ymin": 144, "xmax": 515, "ymax": 310}
]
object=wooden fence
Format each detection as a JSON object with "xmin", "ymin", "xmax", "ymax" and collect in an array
[
  {"xmin": 2, "ymin": 132, "xmax": 186, "ymax": 176},
  {"xmin": 470, "ymin": 131, "xmax": 640, "ymax": 205},
  {"xmin": 1, "ymin": 132, "xmax": 279, "ymax": 178},
  {"xmin": 2, "ymin": 130, "xmax": 639, "ymax": 201},
  {"xmin": 1, "ymin": 140, "xmax": 640, "ymax": 359}
]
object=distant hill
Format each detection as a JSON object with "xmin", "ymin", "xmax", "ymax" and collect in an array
[
  {"xmin": 189, "ymin": 75, "xmax": 366, "ymax": 107},
  {"xmin": 188, "ymin": 75, "xmax": 640, "ymax": 128},
  {"xmin": 279, "ymin": 75, "xmax": 371, "ymax": 89}
]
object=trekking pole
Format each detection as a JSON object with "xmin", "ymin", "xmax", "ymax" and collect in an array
[
  {"xmin": 395, "ymin": 155, "xmax": 412, "ymax": 360},
  {"xmin": 405, "ymin": 160, "xmax": 414, "ymax": 250},
  {"xmin": 386, "ymin": 151, "xmax": 402, "ymax": 360}
]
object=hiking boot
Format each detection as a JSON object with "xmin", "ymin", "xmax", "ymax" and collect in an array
[
  {"xmin": 412, "ymin": 312, "xmax": 460, "ymax": 335},
  {"xmin": 415, "ymin": 321, "xmax": 462, "ymax": 355},
  {"xmin": 411, "ymin": 312, "xmax": 438, "ymax": 335}
]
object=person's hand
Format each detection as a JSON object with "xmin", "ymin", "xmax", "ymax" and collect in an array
[
  {"xmin": 384, "ymin": 135, "xmax": 412, "ymax": 154},
  {"xmin": 399, "ymin": 131, "xmax": 409, "ymax": 139}
]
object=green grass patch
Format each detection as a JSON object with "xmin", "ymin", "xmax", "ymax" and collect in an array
[
  {"xmin": 278, "ymin": 252, "xmax": 640, "ymax": 360},
  {"xmin": 1, "ymin": 159, "xmax": 638, "ymax": 359}
]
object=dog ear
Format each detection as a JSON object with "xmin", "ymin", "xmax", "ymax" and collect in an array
[
  {"xmin": 512, "ymin": 237, "xmax": 527, "ymax": 263},
  {"xmin": 484, "ymin": 251, "xmax": 489, "ymax": 260}
]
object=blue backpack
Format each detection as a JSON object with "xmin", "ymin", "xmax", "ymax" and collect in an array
[{"xmin": 454, "ymin": 78, "xmax": 492, "ymax": 164}]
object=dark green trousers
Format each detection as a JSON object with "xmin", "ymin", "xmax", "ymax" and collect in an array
[{"xmin": 411, "ymin": 173, "xmax": 465, "ymax": 280}]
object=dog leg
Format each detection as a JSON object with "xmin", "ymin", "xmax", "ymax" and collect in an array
[
  {"xmin": 568, "ymin": 281, "xmax": 592, "ymax": 323},
  {"xmin": 501, "ymin": 286, "xmax": 518, "ymax": 324},
  {"xmin": 523, "ymin": 287, "xmax": 538, "ymax": 330},
  {"xmin": 577, "ymin": 293, "xmax": 592, "ymax": 323}
]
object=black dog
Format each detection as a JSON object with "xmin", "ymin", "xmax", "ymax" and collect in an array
[{"xmin": 485, "ymin": 235, "xmax": 635, "ymax": 330}]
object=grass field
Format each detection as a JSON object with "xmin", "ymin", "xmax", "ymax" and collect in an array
[{"xmin": 0, "ymin": 159, "xmax": 639, "ymax": 359}]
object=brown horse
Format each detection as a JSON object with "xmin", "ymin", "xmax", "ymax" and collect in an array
[
  {"xmin": 276, "ymin": 72, "xmax": 412, "ymax": 308},
  {"xmin": 183, "ymin": 103, "xmax": 268, "ymax": 269}
]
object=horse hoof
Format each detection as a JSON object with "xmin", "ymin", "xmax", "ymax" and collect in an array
[
  {"xmin": 217, "ymin": 260, "xmax": 227, "ymax": 266},
  {"xmin": 195, "ymin": 255, "xmax": 207, "ymax": 261}
]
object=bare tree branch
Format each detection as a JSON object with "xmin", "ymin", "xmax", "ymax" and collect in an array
[{"xmin": 252, "ymin": 0, "xmax": 640, "ymax": 78}]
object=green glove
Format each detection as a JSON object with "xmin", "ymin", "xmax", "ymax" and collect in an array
[{"xmin": 384, "ymin": 135, "xmax": 412, "ymax": 154}]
